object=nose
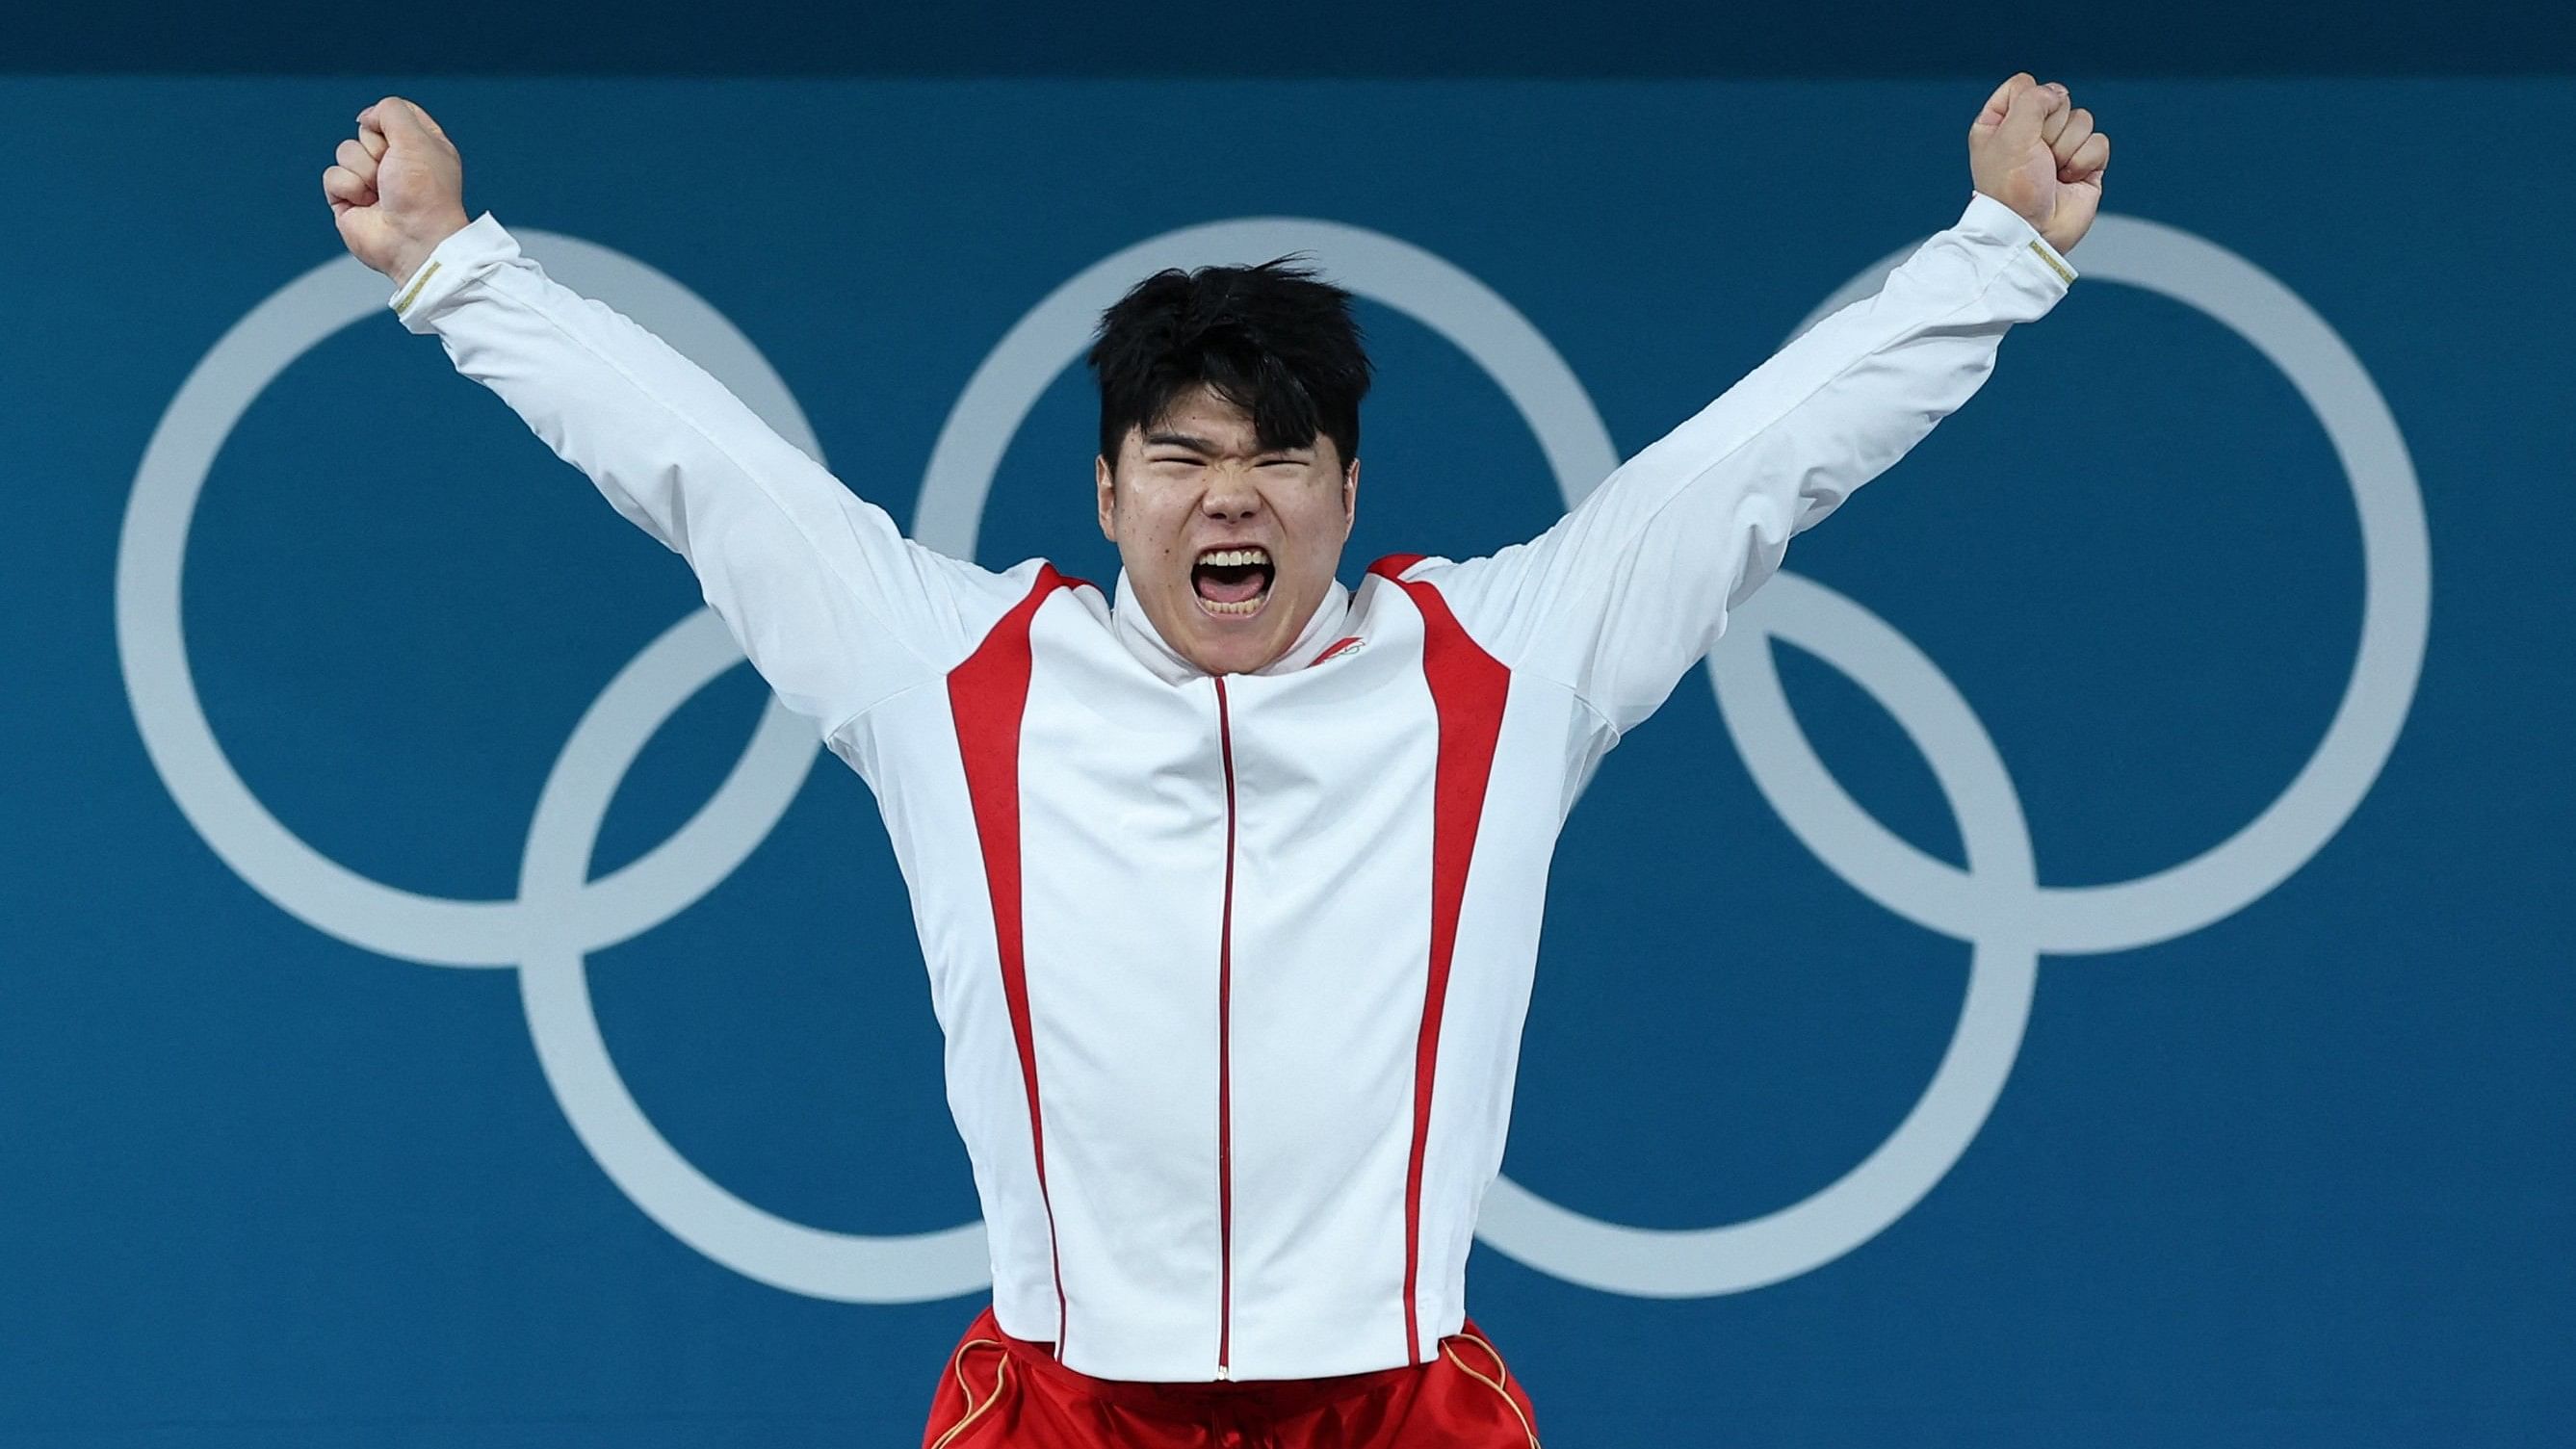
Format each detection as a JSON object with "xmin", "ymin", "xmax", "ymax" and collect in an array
[{"xmin": 1200, "ymin": 467, "xmax": 1262, "ymax": 522}]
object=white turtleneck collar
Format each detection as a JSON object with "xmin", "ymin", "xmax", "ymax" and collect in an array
[{"xmin": 1109, "ymin": 570, "xmax": 1355, "ymax": 686}]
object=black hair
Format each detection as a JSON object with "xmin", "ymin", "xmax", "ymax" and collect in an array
[{"xmin": 1085, "ymin": 255, "xmax": 1371, "ymax": 475}]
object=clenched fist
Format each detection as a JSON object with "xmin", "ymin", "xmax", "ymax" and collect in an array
[
  {"xmin": 1968, "ymin": 74, "xmax": 2111, "ymax": 253},
  {"xmin": 324, "ymin": 97, "xmax": 470, "ymax": 285}
]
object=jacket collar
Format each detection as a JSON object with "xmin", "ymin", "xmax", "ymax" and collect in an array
[{"xmin": 1111, "ymin": 571, "xmax": 1354, "ymax": 686}]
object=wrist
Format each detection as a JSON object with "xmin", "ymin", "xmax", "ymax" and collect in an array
[{"xmin": 387, "ymin": 210, "xmax": 470, "ymax": 288}]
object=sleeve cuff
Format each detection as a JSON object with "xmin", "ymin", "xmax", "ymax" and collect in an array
[
  {"xmin": 388, "ymin": 212, "xmax": 519, "ymax": 332},
  {"xmin": 1955, "ymin": 191, "xmax": 2078, "ymax": 293}
]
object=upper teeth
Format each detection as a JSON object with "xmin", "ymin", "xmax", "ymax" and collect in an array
[{"xmin": 1199, "ymin": 548, "xmax": 1270, "ymax": 568}]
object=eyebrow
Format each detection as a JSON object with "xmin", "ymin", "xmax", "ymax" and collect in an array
[{"xmin": 1141, "ymin": 431, "xmax": 1312, "ymax": 456}]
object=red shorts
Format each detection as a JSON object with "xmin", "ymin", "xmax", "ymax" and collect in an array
[{"xmin": 921, "ymin": 1307, "xmax": 1543, "ymax": 1448}]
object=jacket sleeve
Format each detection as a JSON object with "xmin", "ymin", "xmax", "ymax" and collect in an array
[
  {"xmin": 1411, "ymin": 192, "xmax": 2076, "ymax": 736},
  {"xmin": 389, "ymin": 214, "xmax": 1026, "ymax": 737}
]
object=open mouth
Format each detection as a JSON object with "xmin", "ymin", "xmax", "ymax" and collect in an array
[{"xmin": 1191, "ymin": 546, "xmax": 1276, "ymax": 617}]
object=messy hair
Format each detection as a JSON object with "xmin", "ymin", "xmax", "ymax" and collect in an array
[{"xmin": 1085, "ymin": 256, "xmax": 1372, "ymax": 473}]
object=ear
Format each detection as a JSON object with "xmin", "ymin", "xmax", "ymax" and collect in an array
[
  {"xmin": 1095, "ymin": 453, "xmax": 1117, "ymax": 542},
  {"xmin": 1340, "ymin": 457, "xmax": 1361, "ymax": 538}
]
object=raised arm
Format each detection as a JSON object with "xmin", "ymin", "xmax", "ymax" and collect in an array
[
  {"xmin": 322, "ymin": 97, "xmax": 1028, "ymax": 739},
  {"xmin": 1413, "ymin": 74, "xmax": 2110, "ymax": 736}
]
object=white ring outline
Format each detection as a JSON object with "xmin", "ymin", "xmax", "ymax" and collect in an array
[
  {"xmin": 1500, "ymin": 218, "xmax": 2429, "ymax": 1292},
  {"xmin": 117, "ymin": 237, "xmax": 820, "ymax": 968},
  {"xmin": 1737, "ymin": 215, "xmax": 2433, "ymax": 957},
  {"xmin": 117, "ymin": 235, "xmax": 987, "ymax": 1302},
  {"xmin": 517, "ymin": 606, "xmax": 989, "ymax": 1300}
]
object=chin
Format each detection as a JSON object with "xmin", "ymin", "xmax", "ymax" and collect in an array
[
  {"xmin": 1179, "ymin": 586, "xmax": 1287, "ymax": 673},
  {"xmin": 1188, "ymin": 639, "xmax": 1276, "ymax": 677},
  {"xmin": 1181, "ymin": 615, "xmax": 1285, "ymax": 672}
]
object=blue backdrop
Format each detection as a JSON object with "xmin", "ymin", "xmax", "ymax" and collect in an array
[{"xmin": 3, "ymin": 79, "xmax": 2569, "ymax": 1445}]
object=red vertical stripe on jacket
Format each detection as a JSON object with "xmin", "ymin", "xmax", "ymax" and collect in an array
[
  {"xmin": 1368, "ymin": 555, "xmax": 1509, "ymax": 1363},
  {"xmin": 948, "ymin": 565, "xmax": 1075, "ymax": 1356}
]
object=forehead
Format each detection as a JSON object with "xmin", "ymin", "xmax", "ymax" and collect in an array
[{"xmin": 1137, "ymin": 384, "xmax": 1261, "ymax": 442}]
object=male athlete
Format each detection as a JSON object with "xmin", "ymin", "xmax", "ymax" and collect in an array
[{"xmin": 322, "ymin": 74, "xmax": 2109, "ymax": 1447}]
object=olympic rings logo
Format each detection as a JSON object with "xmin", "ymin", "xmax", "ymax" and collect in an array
[{"xmin": 117, "ymin": 214, "xmax": 2428, "ymax": 1304}]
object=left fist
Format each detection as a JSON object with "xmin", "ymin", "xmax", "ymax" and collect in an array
[{"xmin": 1968, "ymin": 73, "xmax": 2110, "ymax": 253}]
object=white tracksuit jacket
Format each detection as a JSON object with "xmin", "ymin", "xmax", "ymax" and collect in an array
[{"xmin": 390, "ymin": 193, "xmax": 2072, "ymax": 1383}]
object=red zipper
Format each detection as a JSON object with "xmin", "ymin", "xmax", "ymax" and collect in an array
[{"xmin": 1212, "ymin": 677, "xmax": 1239, "ymax": 1380}]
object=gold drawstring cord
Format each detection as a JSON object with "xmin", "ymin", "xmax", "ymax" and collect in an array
[
  {"xmin": 929, "ymin": 1338, "xmax": 1010, "ymax": 1449},
  {"xmin": 1441, "ymin": 1331, "xmax": 1540, "ymax": 1448}
]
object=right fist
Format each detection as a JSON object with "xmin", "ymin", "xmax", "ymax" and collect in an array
[{"xmin": 324, "ymin": 97, "xmax": 470, "ymax": 285}]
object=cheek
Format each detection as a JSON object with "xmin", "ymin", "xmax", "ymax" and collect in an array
[
  {"xmin": 1120, "ymin": 496, "xmax": 1190, "ymax": 566},
  {"xmin": 1289, "ymin": 494, "xmax": 1349, "ymax": 561}
]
